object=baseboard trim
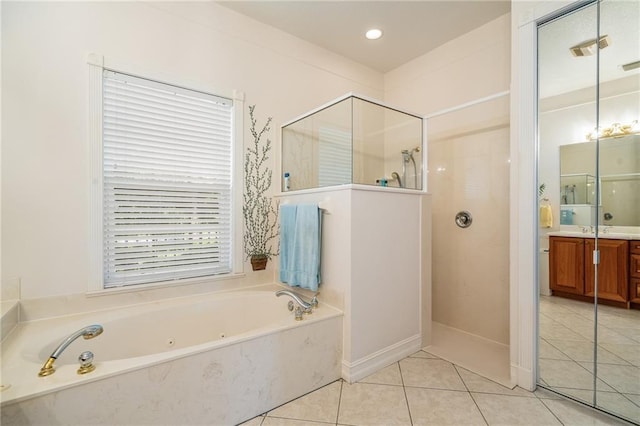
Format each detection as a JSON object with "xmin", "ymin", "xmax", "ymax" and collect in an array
[
  {"xmin": 342, "ymin": 334, "xmax": 422, "ymax": 383},
  {"xmin": 513, "ymin": 364, "xmax": 535, "ymax": 391}
]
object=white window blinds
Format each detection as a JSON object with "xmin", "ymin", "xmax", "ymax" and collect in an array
[
  {"xmin": 318, "ymin": 127, "xmax": 352, "ymax": 186},
  {"xmin": 102, "ymin": 70, "xmax": 233, "ymax": 287}
]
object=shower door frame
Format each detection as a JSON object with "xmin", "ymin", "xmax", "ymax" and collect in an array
[{"xmin": 509, "ymin": 0, "xmax": 587, "ymax": 392}]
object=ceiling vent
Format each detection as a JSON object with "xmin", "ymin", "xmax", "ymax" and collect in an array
[{"xmin": 570, "ymin": 34, "xmax": 611, "ymax": 57}]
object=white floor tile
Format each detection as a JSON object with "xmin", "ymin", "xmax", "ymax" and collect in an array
[
  {"xmin": 472, "ymin": 393, "xmax": 562, "ymax": 425},
  {"xmin": 409, "ymin": 350, "xmax": 440, "ymax": 359},
  {"xmin": 455, "ymin": 366, "xmax": 533, "ymax": 397},
  {"xmin": 540, "ymin": 398, "xmax": 629, "ymax": 425},
  {"xmin": 539, "ymin": 338, "xmax": 571, "ymax": 360},
  {"xmin": 539, "ymin": 358, "xmax": 614, "ymax": 392},
  {"xmin": 337, "ymin": 382, "xmax": 411, "ymax": 426},
  {"xmin": 359, "ymin": 362, "xmax": 403, "ymax": 386},
  {"xmin": 239, "ymin": 415, "xmax": 264, "ymax": 426},
  {"xmin": 405, "ymin": 387, "xmax": 486, "ymax": 425},
  {"xmin": 399, "ymin": 357, "xmax": 466, "ymax": 391},
  {"xmin": 262, "ymin": 418, "xmax": 331, "ymax": 426},
  {"xmin": 267, "ymin": 380, "xmax": 341, "ymax": 424}
]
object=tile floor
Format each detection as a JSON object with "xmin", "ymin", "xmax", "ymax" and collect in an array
[
  {"xmin": 240, "ymin": 350, "xmax": 632, "ymax": 426},
  {"xmin": 539, "ymin": 295, "xmax": 640, "ymax": 423}
]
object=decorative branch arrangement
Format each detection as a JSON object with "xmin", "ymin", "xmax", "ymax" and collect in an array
[{"xmin": 243, "ymin": 105, "xmax": 279, "ymax": 270}]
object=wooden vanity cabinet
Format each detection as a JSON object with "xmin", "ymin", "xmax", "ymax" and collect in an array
[
  {"xmin": 584, "ymin": 238, "xmax": 628, "ymax": 303},
  {"xmin": 630, "ymin": 240, "xmax": 640, "ymax": 305},
  {"xmin": 549, "ymin": 237, "xmax": 584, "ymax": 295},
  {"xmin": 549, "ymin": 236, "xmax": 632, "ymax": 307}
]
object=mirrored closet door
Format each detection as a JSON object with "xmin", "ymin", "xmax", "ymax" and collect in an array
[{"xmin": 537, "ymin": 1, "xmax": 640, "ymax": 423}]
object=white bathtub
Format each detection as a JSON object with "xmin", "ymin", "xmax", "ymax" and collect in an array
[{"xmin": 1, "ymin": 287, "xmax": 343, "ymax": 425}]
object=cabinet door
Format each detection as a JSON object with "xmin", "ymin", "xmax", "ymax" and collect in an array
[
  {"xmin": 630, "ymin": 279, "xmax": 640, "ymax": 305},
  {"xmin": 549, "ymin": 237, "xmax": 584, "ymax": 295},
  {"xmin": 584, "ymin": 239, "xmax": 628, "ymax": 303},
  {"xmin": 631, "ymin": 254, "xmax": 640, "ymax": 279}
]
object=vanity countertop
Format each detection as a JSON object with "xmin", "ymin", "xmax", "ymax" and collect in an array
[{"xmin": 547, "ymin": 230, "xmax": 640, "ymax": 240}]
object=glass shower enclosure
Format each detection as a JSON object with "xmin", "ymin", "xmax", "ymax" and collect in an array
[{"xmin": 281, "ymin": 94, "xmax": 424, "ymax": 192}]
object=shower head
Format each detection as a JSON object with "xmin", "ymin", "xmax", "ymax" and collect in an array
[
  {"xmin": 401, "ymin": 146, "xmax": 421, "ymax": 155},
  {"xmin": 82, "ymin": 325, "xmax": 104, "ymax": 339}
]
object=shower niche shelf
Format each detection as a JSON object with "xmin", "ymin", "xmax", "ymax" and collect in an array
[{"xmin": 281, "ymin": 94, "xmax": 424, "ymax": 192}]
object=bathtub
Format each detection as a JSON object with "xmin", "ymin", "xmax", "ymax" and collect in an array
[{"xmin": 1, "ymin": 287, "xmax": 343, "ymax": 425}]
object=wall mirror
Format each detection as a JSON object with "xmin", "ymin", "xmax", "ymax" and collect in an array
[
  {"xmin": 537, "ymin": 0, "xmax": 640, "ymax": 424},
  {"xmin": 559, "ymin": 135, "xmax": 640, "ymax": 227}
]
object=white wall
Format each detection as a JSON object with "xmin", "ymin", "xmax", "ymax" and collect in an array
[
  {"xmin": 277, "ymin": 186, "xmax": 425, "ymax": 382},
  {"xmin": 350, "ymin": 189, "xmax": 422, "ymax": 360},
  {"xmin": 385, "ymin": 14, "xmax": 512, "ymax": 345},
  {"xmin": 1, "ymin": 1, "xmax": 383, "ymax": 302}
]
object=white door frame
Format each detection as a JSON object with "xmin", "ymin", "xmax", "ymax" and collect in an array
[{"xmin": 509, "ymin": 0, "xmax": 584, "ymax": 391}]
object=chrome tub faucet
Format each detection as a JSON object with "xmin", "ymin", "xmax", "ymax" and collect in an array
[
  {"xmin": 275, "ymin": 290, "xmax": 318, "ymax": 320},
  {"xmin": 38, "ymin": 324, "xmax": 103, "ymax": 377}
]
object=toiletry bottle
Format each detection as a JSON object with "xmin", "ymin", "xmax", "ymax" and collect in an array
[{"xmin": 284, "ymin": 172, "xmax": 290, "ymax": 191}]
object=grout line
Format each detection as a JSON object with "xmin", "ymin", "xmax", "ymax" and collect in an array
[
  {"xmin": 538, "ymin": 395, "xmax": 567, "ymax": 426},
  {"xmin": 335, "ymin": 379, "xmax": 344, "ymax": 426},
  {"xmin": 266, "ymin": 415, "xmax": 335, "ymax": 424},
  {"xmin": 454, "ymin": 364, "xmax": 489, "ymax": 426},
  {"xmin": 620, "ymin": 392, "xmax": 640, "ymax": 410},
  {"xmin": 397, "ymin": 361, "xmax": 414, "ymax": 426},
  {"xmin": 403, "ymin": 385, "xmax": 471, "ymax": 393}
]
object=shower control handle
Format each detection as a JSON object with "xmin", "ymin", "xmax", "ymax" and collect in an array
[{"xmin": 455, "ymin": 211, "xmax": 473, "ymax": 228}]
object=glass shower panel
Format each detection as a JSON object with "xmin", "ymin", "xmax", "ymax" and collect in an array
[
  {"xmin": 281, "ymin": 98, "xmax": 352, "ymax": 191},
  {"xmin": 281, "ymin": 95, "xmax": 424, "ymax": 191},
  {"xmin": 353, "ymin": 98, "xmax": 423, "ymax": 189},
  {"xmin": 537, "ymin": 1, "xmax": 599, "ymax": 409}
]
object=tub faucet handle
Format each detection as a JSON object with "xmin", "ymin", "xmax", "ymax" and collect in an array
[{"xmin": 77, "ymin": 351, "xmax": 96, "ymax": 375}]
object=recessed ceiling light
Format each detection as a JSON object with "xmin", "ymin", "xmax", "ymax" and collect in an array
[{"xmin": 365, "ymin": 29, "xmax": 383, "ymax": 40}]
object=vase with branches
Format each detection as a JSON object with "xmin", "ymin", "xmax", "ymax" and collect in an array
[{"xmin": 243, "ymin": 105, "xmax": 279, "ymax": 270}]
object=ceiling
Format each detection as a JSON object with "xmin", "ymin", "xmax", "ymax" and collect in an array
[
  {"xmin": 538, "ymin": 0, "xmax": 640, "ymax": 99},
  {"xmin": 216, "ymin": 1, "xmax": 511, "ymax": 73}
]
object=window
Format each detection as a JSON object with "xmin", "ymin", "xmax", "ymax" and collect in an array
[
  {"xmin": 100, "ymin": 70, "xmax": 234, "ymax": 288},
  {"xmin": 318, "ymin": 127, "xmax": 352, "ymax": 186}
]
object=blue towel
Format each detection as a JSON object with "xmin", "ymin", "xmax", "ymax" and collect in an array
[{"xmin": 279, "ymin": 204, "xmax": 322, "ymax": 291}]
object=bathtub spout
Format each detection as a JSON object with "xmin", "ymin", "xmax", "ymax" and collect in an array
[
  {"xmin": 275, "ymin": 290, "xmax": 313, "ymax": 312},
  {"xmin": 38, "ymin": 325, "xmax": 103, "ymax": 377}
]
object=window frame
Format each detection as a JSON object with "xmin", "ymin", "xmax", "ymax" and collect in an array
[{"xmin": 87, "ymin": 54, "xmax": 244, "ymax": 293}]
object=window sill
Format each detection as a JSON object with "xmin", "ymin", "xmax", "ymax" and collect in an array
[{"xmin": 86, "ymin": 272, "xmax": 247, "ymax": 298}]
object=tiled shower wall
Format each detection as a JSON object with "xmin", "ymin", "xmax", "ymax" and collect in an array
[{"xmin": 427, "ymin": 96, "xmax": 510, "ymax": 345}]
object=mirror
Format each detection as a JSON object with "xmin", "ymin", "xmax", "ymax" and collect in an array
[
  {"xmin": 538, "ymin": 0, "xmax": 640, "ymax": 423},
  {"xmin": 559, "ymin": 134, "xmax": 640, "ymax": 226}
]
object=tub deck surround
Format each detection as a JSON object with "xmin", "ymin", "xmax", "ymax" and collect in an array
[{"xmin": 1, "ymin": 287, "xmax": 343, "ymax": 425}]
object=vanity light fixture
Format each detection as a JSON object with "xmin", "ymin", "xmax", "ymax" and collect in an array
[
  {"xmin": 586, "ymin": 119, "xmax": 639, "ymax": 141},
  {"xmin": 365, "ymin": 29, "xmax": 383, "ymax": 40},
  {"xmin": 570, "ymin": 34, "xmax": 611, "ymax": 57}
]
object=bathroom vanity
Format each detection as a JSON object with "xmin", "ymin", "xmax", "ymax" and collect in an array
[{"xmin": 549, "ymin": 234, "xmax": 640, "ymax": 309}]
